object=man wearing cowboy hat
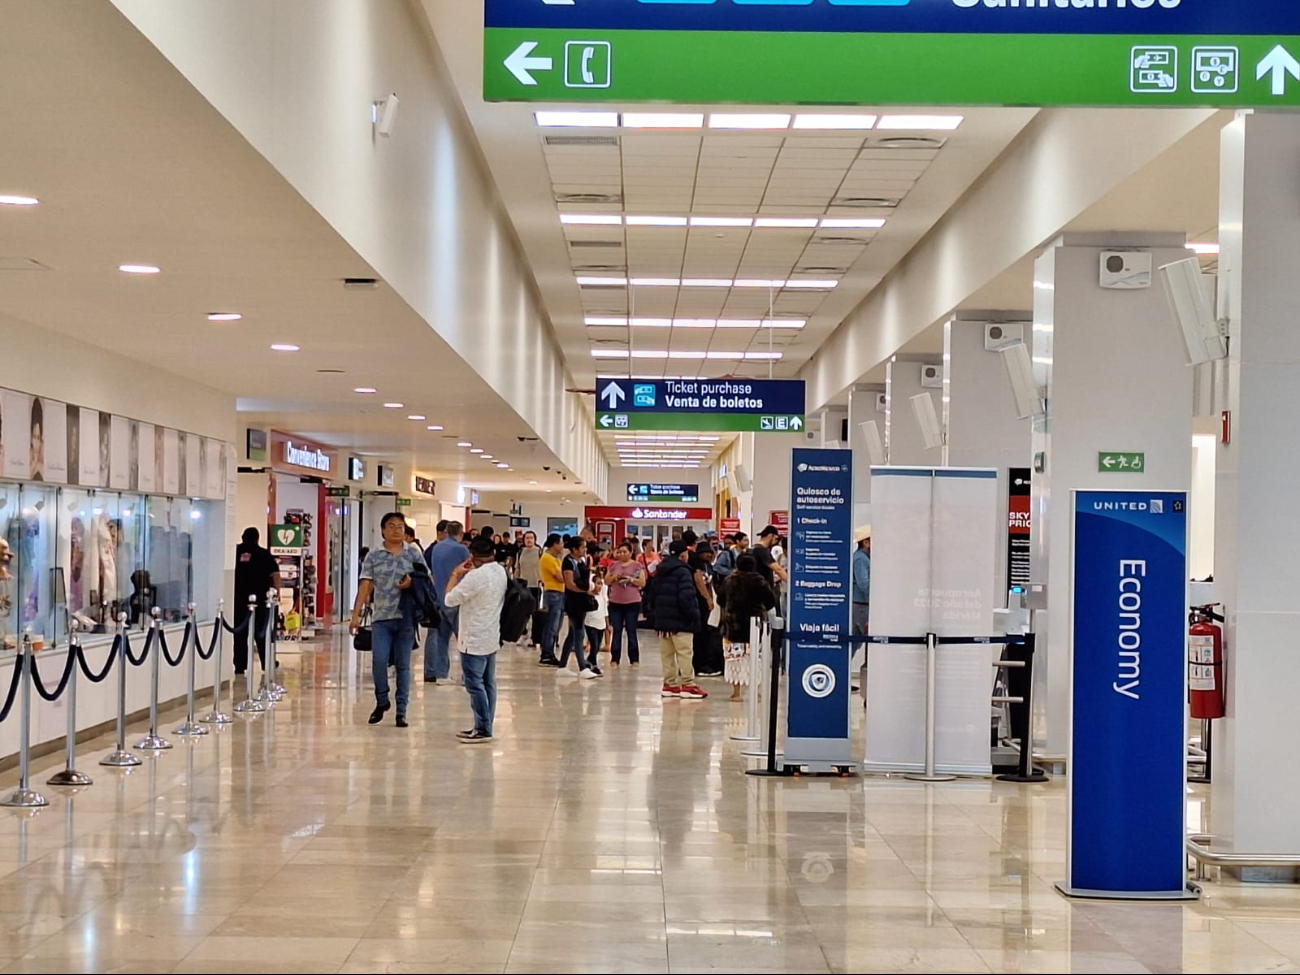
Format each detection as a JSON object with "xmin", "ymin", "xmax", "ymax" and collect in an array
[{"xmin": 852, "ymin": 525, "xmax": 871, "ymax": 636}]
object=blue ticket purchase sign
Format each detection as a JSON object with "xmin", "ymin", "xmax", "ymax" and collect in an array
[
  {"xmin": 1066, "ymin": 490, "xmax": 1189, "ymax": 898},
  {"xmin": 785, "ymin": 448, "xmax": 855, "ymax": 770}
]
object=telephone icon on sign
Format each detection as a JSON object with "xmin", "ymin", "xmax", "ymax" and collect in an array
[{"xmin": 565, "ymin": 40, "xmax": 612, "ymax": 88}]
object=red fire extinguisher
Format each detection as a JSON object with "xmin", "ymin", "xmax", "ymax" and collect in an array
[{"xmin": 1189, "ymin": 606, "xmax": 1225, "ymax": 720}]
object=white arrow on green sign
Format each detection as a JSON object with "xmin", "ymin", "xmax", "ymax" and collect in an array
[{"xmin": 1099, "ymin": 452, "xmax": 1146, "ymax": 473}]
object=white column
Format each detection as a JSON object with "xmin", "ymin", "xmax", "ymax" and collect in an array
[
  {"xmin": 943, "ymin": 313, "xmax": 1033, "ymax": 595},
  {"xmin": 749, "ymin": 435, "xmax": 794, "ymax": 535},
  {"xmin": 1213, "ymin": 113, "xmax": 1300, "ymax": 856},
  {"xmin": 1031, "ymin": 233, "xmax": 1193, "ymax": 760},
  {"xmin": 885, "ymin": 359, "xmax": 943, "ymax": 467}
]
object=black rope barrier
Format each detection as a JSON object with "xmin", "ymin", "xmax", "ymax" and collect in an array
[
  {"xmin": 30, "ymin": 648, "xmax": 77, "ymax": 703},
  {"xmin": 0, "ymin": 653, "xmax": 22, "ymax": 723},
  {"xmin": 123, "ymin": 629, "xmax": 152, "ymax": 667},
  {"xmin": 221, "ymin": 613, "xmax": 252, "ymax": 636},
  {"xmin": 159, "ymin": 627, "xmax": 189, "ymax": 668},
  {"xmin": 195, "ymin": 621, "xmax": 220, "ymax": 661},
  {"xmin": 77, "ymin": 637, "xmax": 121, "ymax": 684}
]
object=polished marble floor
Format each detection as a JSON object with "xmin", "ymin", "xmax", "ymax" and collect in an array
[{"xmin": 1, "ymin": 634, "xmax": 1300, "ymax": 974}]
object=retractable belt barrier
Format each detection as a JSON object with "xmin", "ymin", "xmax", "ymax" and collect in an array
[{"xmin": 0, "ymin": 597, "xmax": 282, "ymax": 802}]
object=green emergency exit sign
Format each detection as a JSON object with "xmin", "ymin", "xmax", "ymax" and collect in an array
[{"xmin": 1099, "ymin": 452, "xmax": 1146, "ymax": 473}]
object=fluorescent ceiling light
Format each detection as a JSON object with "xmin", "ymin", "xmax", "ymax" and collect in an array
[
  {"xmin": 457, "ymin": 442, "xmax": 472, "ymax": 447},
  {"xmin": 529, "ymin": 480, "xmax": 538, "ymax": 485},
  {"xmin": 1188, "ymin": 242, "xmax": 1221, "ymax": 256},
  {"xmin": 734, "ymin": 279, "xmax": 786, "ymax": 288},
  {"xmin": 766, "ymin": 319, "xmax": 806, "ymax": 329},
  {"xmin": 673, "ymin": 319, "xmax": 718, "ymax": 329},
  {"xmin": 632, "ymin": 318, "xmax": 674, "ymax": 328},
  {"xmin": 207, "ymin": 312, "xmax": 242, "ymax": 322},
  {"xmin": 755, "ymin": 217, "xmax": 818, "ymax": 228},
  {"xmin": 383, "ymin": 402, "xmax": 404, "ymax": 409},
  {"xmin": 561, "ymin": 214, "xmax": 622, "ymax": 226},
  {"xmin": 591, "ymin": 349, "xmax": 630, "ymax": 358},
  {"xmin": 408, "ymin": 415, "xmax": 426, "ymax": 421},
  {"xmin": 354, "ymin": 387, "xmax": 376, "ymax": 394},
  {"xmin": 470, "ymin": 448, "xmax": 484, "ymax": 454},
  {"xmin": 745, "ymin": 351, "xmax": 783, "ymax": 360},
  {"xmin": 577, "ymin": 276, "xmax": 627, "ymax": 286},
  {"xmin": 877, "ymin": 114, "xmax": 964, "ymax": 130},
  {"xmin": 482, "ymin": 455, "xmax": 494, "ymax": 459},
  {"xmin": 0, "ymin": 195, "xmax": 39, "ymax": 206},
  {"xmin": 713, "ymin": 319, "xmax": 760, "ymax": 329},
  {"xmin": 785, "ymin": 279, "xmax": 839, "ymax": 289},
  {"xmin": 626, "ymin": 215, "xmax": 687, "ymax": 227},
  {"xmin": 270, "ymin": 344, "xmax": 300, "ymax": 352},
  {"xmin": 682, "ymin": 279, "xmax": 734, "ymax": 288},
  {"xmin": 497, "ymin": 463, "xmax": 509, "ymax": 468},
  {"xmin": 630, "ymin": 277, "xmax": 681, "ymax": 287},
  {"xmin": 668, "ymin": 351, "xmax": 707, "ymax": 359},
  {"xmin": 585, "ymin": 316, "xmax": 629, "ymax": 326},
  {"xmin": 820, "ymin": 218, "xmax": 886, "ymax": 229},
  {"xmin": 622, "ymin": 112, "xmax": 704, "ymax": 128},
  {"xmin": 690, "ymin": 217, "xmax": 753, "ymax": 228},
  {"xmin": 630, "ymin": 350, "xmax": 667, "ymax": 359},
  {"xmin": 427, "ymin": 425, "xmax": 444, "ymax": 431},
  {"xmin": 535, "ymin": 110, "xmax": 619, "ymax": 127},
  {"xmin": 119, "ymin": 264, "xmax": 160, "ymax": 274},
  {"xmin": 709, "ymin": 113, "xmax": 791, "ymax": 129},
  {"xmin": 793, "ymin": 114, "xmax": 878, "ymax": 130}
]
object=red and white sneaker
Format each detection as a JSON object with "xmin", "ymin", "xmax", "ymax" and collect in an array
[
  {"xmin": 661, "ymin": 684, "xmax": 681, "ymax": 698},
  {"xmin": 678, "ymin": 684, "xmax": 709, "ymax": 700}
]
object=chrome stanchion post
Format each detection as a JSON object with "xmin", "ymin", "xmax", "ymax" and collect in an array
[
  {"xmin": 741, "ymin": 618, "xmax": 771, "ymax": 759},
  {"xmin": 134, "ymin": 608, "xmax": 171, "ymax": 751},
  {"xmin": 175, "ymin": 604, "xmax": 208, "ymax": 737},
  {"xmin": 906, "ymin": 633, "xmax": 956, "ymax": 783},
  {"xmin": 731, "ymin": 616, "xmax": 761, "ymax": 743},
  {"xmin": 200, "ymin": 599, "xmax": 232, "ymax": 724},
  {"xmin": 262, "ymin": 587, "xmax": 284, "ymax": 701},
  {"xmin": 1, "ymin": 631, "xmax": 49, "ymax": 808},
  {"xmin": 234, "ymin": 595, "xmax": 266, "ymax": 714},
  {"xmin": 101, "ymin": 614, "xmax": 141, "ymax": 767},
  {"xmin": 48, "ymin": 620, "xmax": 92, "ymax": 787}
]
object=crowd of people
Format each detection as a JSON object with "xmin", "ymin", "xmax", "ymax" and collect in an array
[{"xmin": 342, "ymin": 514, "xmax": 864, "ymax": 742}]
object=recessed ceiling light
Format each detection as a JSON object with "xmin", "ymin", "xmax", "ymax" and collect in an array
[
  {"xmin": 457, "ymin": 442, "xmax": 472, "ymax": 448},
  {"xmin": 470, "ymin": 448, "xmax": 484, "ymax": 454},
  {"xmin": 793, "ymin": 114, "xmax": 878, "ymax": 130},
  {"xmin": 497, "ymin": 463, "xmax": 509, "ymax": 469},
  {"xmin": 690, "ymin": 217, "xmax": 753, "ymax": 228},
  {"xmin": 626, "ymin": 215, "xmax": 687, "ymax": 227},
  {"xmin": 407, "ymin": 414, "xmax": 426, "ymax": 421},
  {"xmin": 820, "ymin": 218, "xmax": 887, "ymax": 229},
  {"xmin": 709, "ymin": 113, "xmax": 791, "ymax": 129},
  {"xmin": 561, "ymin": 214, "xmax": 622, "ymax": 225},
  {"xmin": 529, "ymin": 480, "xmax": 538, "ymax": 485},
  {"xmin": 270, "ymin": 344, "xmax": 300, "ymax": 352},
  {"xmin": 621, "ymin": 112, "xmax": 704, "ymax": 129},
  {"xmin": 354, "ymin": 387, "xmax": 377, "ymax": 394},
  {"xmin": 119, "ymin": 264, "xmax": 160, "ymax": 274},
  {"xmin": 755, "ymin": 217, "xmax": 819, "ymax": 228},
  {"xmin": 207, "ymin": 312, "xmax": 242, "ymax": 322},
  {"xmin": 0, "ymin": 195, "xmax": 39, "ymax": 206},
  {"xmin": 383, "ymin": 402, "xmax": 404, "ymax": 408},
  {"xmin": 426, "ymin": 424, "xmax": 444, "ymax": 431},
  {"xmin": 535, "ymin": 110, "xmax": 619, "ymax": 128},
  {"xmin": 877, "ymin": 114, "xmax": 964, "ymax": 130},
  {"xmin": 1187, "ymin": 243, "xmax": 1220, "ymax": 256},
  {"xmin": 482, "ymin": 454, "xmax": 494, "ymax": 459}
]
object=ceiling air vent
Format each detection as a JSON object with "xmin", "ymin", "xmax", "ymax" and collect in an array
[
  {"xmin": 573, "ymin": 264, "xmax": 627, "ymax": 273},
  {"xmin": 545, "ymin": 135, "xmax": 620, "ymax": 148},
  {"xmin": 570, "ymin": 240, "xmax": 624, "ymax": 249},
  {"xmin": 555, "ymin": 192, "xmax": 623, "ymax": 204},
  {"xmin": 871, "ymin": 136, "xmax": 946, "ymax": 149},
  {"xmin": 797, "ymin": 267, "xmax": 848, "ymax": 275},
  {"xmin": 832, "ymin": 197, "xmax": 901, "ymax": 208},
  {"xmin": 0, "ymin": 257, "xmax": 51, "ymax": 271},
  {"xmin": 813, "ymin": 235, "xmax": 873, "ymax": 245}
]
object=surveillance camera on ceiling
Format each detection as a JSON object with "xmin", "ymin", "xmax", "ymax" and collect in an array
[{"xmin": 1160, "ymin": 257, "xmax": 1228, "ymax": 365}]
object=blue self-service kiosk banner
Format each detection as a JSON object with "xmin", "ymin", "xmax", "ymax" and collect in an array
[
  {"xmin": 786, "ymin": 449, "xmax": 853, "ymax": 756},
  {"xmin": 1070, "ymin": 491, "xmax": 1187, "ymax": 896}
]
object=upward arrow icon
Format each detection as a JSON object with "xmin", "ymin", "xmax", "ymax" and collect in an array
[
  {"xmin": 1257, "ymin": 45, "xmax": 1300, "ymax": 96},
  {"xmin": 600, "ymin": 381, "xmax": 627, "ymax": 409}
]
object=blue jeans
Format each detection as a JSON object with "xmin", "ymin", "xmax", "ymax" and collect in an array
[
  {"xmin": 372, "ymin": 618, "xmax": 415, "ymax": 713},
  {"xmin": 426, "ymin": 606, "xmax": 458, "ymax": 679},
  {"xmin": 609, "ymin": 602, "xmax": 640, "ymax": 664},
  {"xmin": 461, "ymin": 652, "xmax": 498, "ymax": 735},
  {"xmin": 561, "ymin": 609, "xmax": 594, "ymax": 671},
  {"xmin": 542, "ymin": 591, "xmax": 565, "ymax": 661}
]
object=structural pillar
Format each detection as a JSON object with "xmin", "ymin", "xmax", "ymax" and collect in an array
[
  {"xmin": 1031, "ymin": 233, "xmax": 1193, "ymax": 760},
  {"xmin": 943, "ymin": 312, "xmax": 1034, "ymax": 597},
  {"xmin": 885, "ymin": 358, "xmax": 943, "ymax": 467},
  {"xmin": 1213, "ymin": 112, "xmax": 1300, "ymax": 859}
]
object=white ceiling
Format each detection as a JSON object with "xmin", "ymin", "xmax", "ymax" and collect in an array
[{"xmin": 0, "ymin": 0, "xmax": 594, "ymax": 501}]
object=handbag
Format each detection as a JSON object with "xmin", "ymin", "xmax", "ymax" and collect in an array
[{"xmin": 353, "ymin": 606, "xmax": 373, "ymax": 652}]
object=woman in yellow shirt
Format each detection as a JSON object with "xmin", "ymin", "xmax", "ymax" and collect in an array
[{"xmin": 538, "ymin": 534, "xmax": 567, "ymax": 666}]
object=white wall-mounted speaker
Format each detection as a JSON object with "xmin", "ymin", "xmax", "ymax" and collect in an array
[
  {"xmin": 373, "ymin": 93, "xmax": 400, "ymax": 137},
  {"xmin": 735, "ymin": 464, "xmax": 752, "ymax": 493},
  {"xmin": 910, "ymin": 393, "xmax": 943, "ymax": 450},
  {"xmin": 1159, "ymin": 257, "xmax": 1227, "ymax": 365},
  {"xmin": 875, "ymin": 392, "xmax": 887, "ymax": 412},
  {"xmin": 920, "ymin": 363, "xmax": 943, "ymax": 388},
  {"xmin": 859, "ymin": 420, "xmax": 886, "ymax": 466},
  {"xmin": 984, "ymin": 322, "xmax": 1025, "ymax": 352},
  {"xmin": 725, "ymin": 472, "xmax": 740, "ymax": 497},
  {"xmin": 999, "ymin": 342, "xmax": 1042, "ymax": 420},
  {"xmin": 1100, "ymin": 250, "xmax": 1153, "ymax": 289}
]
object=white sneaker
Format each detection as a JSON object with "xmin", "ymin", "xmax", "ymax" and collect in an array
[
  {"xmin": 578, "ymin": 669, "xmax": 598, "ymax": 680},
  {"xmin": 557, "ymin": 669, "xmax": 578, "ymax": 679}
]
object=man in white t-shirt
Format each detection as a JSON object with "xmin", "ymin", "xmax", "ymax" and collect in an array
[{"xmin": 444, "ymin": 534, "xmax": 508, "ymax": 743}]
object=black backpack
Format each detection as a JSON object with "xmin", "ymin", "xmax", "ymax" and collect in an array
[{"xmin": 500, "ymin": 576, "xmax": 539, "ymax": 643}]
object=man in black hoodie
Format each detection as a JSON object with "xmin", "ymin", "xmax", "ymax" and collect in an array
[{"xmin": 647, "ymin": 539, "xmax": 706, "ymax": 699}]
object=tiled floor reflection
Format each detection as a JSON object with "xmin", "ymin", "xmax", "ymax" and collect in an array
[{"xmin": 1, "ymin": 633, "xmax": 1299, "ymax": 973}]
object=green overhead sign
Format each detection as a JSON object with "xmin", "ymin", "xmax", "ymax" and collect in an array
[{"xmin": 1099, "ymin": 452, "xmax": 1146, "ymax": 473}]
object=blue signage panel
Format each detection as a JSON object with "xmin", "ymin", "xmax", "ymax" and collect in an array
[
  {"xmin": 785, "ymin": 448, "xmax": 855, "ymax": 769},
  {"xmin": 487, "ymin": 0, "xmax": 1300, "ymax": 36},
  {"xmin": 598, "ymin": 377, "xmax": 804, "ymax": 415},
  {"xmin": 1068, "ymin": 490, "xmax": 1188, "ymax": 898}
]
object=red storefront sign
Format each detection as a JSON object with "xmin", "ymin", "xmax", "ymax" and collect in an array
[
  {"xmin": 719, "ymin": 517, "xmax": 742, "ymax": 534},
  {"xmin": 271, "ymin": 431, "xmax": 337, "ymax": 477},
  {"xmin": 768, "ymin": 510, "xmax": 790, "ymax": 532},
  {"xmin": 587, "ymin": 505, "xmax": 715, "ymax": 522}
]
